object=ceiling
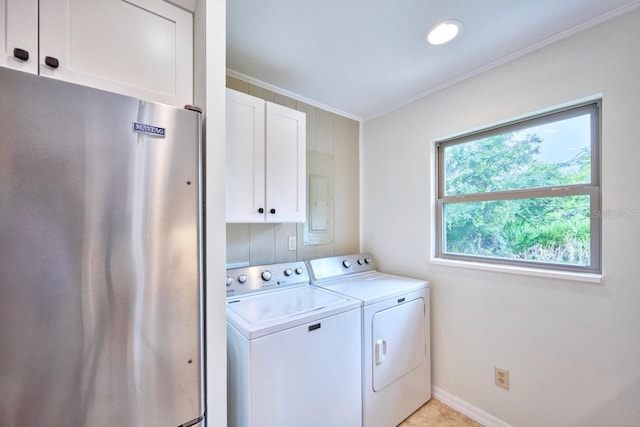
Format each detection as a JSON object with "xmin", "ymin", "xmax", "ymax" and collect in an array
[{"xmin": 227, "ymin": 0, "xmax": 640, "ymax": 121}]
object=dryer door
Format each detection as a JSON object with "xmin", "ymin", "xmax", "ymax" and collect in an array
[{"xmin": 372, "ymin": 297, "xmax": 426, "ymax": 392}]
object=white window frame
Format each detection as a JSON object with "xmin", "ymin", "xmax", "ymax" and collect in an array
[{"xmin": 436, "ymin": 101, "xmax": 601, "ymax": 274}]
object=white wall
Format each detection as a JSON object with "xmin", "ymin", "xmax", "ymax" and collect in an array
[
  {"xmin": 194, "ymin": 0, "xmax": 227, "ymax": 426},
  {"xmin": 361, "ymin": 9, "xmax": 640, "ymax": 427}
]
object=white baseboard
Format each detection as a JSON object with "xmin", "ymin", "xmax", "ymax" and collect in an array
[{"xmin": 431, "ymin": 386, "xmax": 513, "ymax": 427}]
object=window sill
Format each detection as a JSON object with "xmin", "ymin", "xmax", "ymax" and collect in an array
[{"xmin": 430, "ymin": 257, "xmax": 603, "ymax": 284}]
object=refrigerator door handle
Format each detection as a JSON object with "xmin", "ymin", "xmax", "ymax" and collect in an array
[{"xmin": 178, "ymin": 414, "xmax": 205, "ymax": 427}]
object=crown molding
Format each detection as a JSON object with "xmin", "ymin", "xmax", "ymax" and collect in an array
[{"xmin": 226, "ymin": 69, "xmax": 362, "ymax": 122}]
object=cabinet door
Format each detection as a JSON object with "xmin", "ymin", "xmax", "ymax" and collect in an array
[
  {"xmin": 0, "ymin": 0, "xmax": 38, "ymax": 74},
  {"xmin": 39, "ymin": 0, "xmax": 193, "ymax": 107},
  {"xmin": 226, "ymin": 89, "xmax": 266, "ymax": 222},
  {"xmin": 265, "ymin": 101, "xmax": 306, "ymax": 223}
]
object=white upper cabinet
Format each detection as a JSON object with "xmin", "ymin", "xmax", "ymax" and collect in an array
[
  {"xmin": 226, "ymin": 89, "xmax": 306, "ymax": 223},
  {"xmin": 1, "ymin": 0, "xmax": 193, "ymax": 107},
  {"xmin": 226, "ymin": 89, "xmax": 267, "ymax": 223},
  {"xmin": 0, "ymin": 0, "xmax": 38, "ymax": 74},
  {"xmin": 264, "ymin": 101, "xmax": 306, "ymax": 222}
]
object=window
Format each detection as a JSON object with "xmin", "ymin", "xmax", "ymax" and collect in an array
[{"xmin": 436, "ymin": 101, "xmax": 601, "ymax": 273}]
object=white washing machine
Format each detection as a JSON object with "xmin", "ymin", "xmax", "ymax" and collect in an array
[
  {"xmin": 308, "ymin": 253, "xmax": 431, "ymax": 427},
  {"xmin": 225, "ymin": 261, "xmax": 362, "ymax": 427}
]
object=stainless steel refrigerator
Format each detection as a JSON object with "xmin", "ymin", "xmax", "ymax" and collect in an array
[{"xmin": 0, "ymin": 68, "xmax": 204, "ymax": 427}]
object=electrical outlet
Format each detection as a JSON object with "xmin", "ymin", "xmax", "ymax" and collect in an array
[
  {"xmin": 495, "ymin": 367, "xmax": 510, "ymax": 390},
  {"xmin": 288, "ymin": 236, "xmax": 296, "ymax": 251}
]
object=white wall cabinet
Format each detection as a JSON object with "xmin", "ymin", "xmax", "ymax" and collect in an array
[
  {"xmin": 0, "ymin": 0, "xmax": 38, "ymax": 74},
  {"xmin": 1, "ymin": 0, "xmax": 193, "ymax": 107},
  {"xmin": 226, "ymin": 89, "xmax": 306, "ymax": 223}
]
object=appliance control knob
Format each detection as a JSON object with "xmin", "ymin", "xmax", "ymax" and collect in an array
[
  {"xmin": 343, "ymin": 260, "xmax": 351, "ymax": 268},
  {"xmin": 295, "ymin": 267, "xmax": 304, "ymax": 275},
  {"xmin": 365, "ymin": 258, "xmax": 372, "ymax": 264},
  {"xmin": 284, "ymin": 268, "xmax": 293, "ymax": 276},
  {"xmin": 238, "ymin": 274, "xmax": 247, "ymax": 284},
  {"xmin": 357, "ymin": 259, "xmax": 364, "ymax": 265},
  {"xmin": 261, "ymin": 270, "xmax": 272, "ymax": 281},
  {"xmin": 226, "ymin": 276, "xmax": 233, "ymax": 286}
]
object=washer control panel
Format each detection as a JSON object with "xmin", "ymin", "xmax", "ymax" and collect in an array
[
  {"xmin": 307, "ymin": 253, "xmax": 377, "ymax": 282},
  {"xmin": 226, "ymin": 261, "xmax": 309, "ymax": 296}
]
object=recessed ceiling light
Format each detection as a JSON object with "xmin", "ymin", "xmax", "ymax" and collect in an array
[{"xmin": 425, "ymin": 19, "xmax": 463, "ymax": 45}]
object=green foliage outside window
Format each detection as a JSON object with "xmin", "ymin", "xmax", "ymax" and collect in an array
[{"xmin": 440, "ymin": 110, "xmax": 597, "ymax": 268}]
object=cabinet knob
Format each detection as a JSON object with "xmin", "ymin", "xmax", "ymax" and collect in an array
[
  {"xmin": 44, "ymin": 56, "xmax": 59, "ymax": 69},
  {"xmin": 13, "ymin": 48, "xmax": 29, "ymax": 62},
  {"xmin": 270, "ymin": 209, "xmax": 276, "ymax": 214},
  {"xmin": 258, "ymin": 208, "xmax": 264, "ymax": 214}
]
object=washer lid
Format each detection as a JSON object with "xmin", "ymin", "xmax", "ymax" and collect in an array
[
  {"xmin": 226, "ymin": 286, "xmax": 359, "ymax": 339},
  {"xmin": 313, "ymin": 272, "xmax": 429, "ymax": 306}
]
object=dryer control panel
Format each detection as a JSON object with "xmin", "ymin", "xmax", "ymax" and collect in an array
[
  {"xmin": 307, "ymin": 253, "xmax": 377, "ymax": 282},
  {"xmin": 226, "ymin": 261, "xmax": 309, "ymax": 296}
]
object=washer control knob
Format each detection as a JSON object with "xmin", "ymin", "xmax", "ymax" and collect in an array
[
  {"xmin": 238, "ymin": 274, "xmax": 247, "ymax": 284},
  {"xmin": 226, "ymin": 276, "xmax": 233, "ymax": 286},
  {"xmin": 261, "ymin": 270, "xmax": 272, "ymax": 281},
  {"xmin": 295, "ymin": 266, "xmax": 304, "ymax": 275},
  {"xmin": 364, "ymin": 258, "xmax": 372, "ymax": 264},
  {"xmin": 284, "ymin": 268, "xmax": 293, "ymax": 277},
  {"xmin": 343, "ymin": 260, "xmax": 351, "ymax": 268},
  {"xmin": 357, "ymin": 259, "xmax": 364, "ymax": 265}
]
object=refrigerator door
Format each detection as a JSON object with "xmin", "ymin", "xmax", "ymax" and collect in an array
[{"xmin": 0, "ymin": 68, "xmax": 203, "ymax": 427}]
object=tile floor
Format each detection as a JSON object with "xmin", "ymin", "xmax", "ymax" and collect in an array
[{"xmin": 398, "ymin": 399, "xmax": 482, "ymax": 427}]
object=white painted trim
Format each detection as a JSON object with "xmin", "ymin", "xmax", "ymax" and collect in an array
[
  {"xmin": 432, "ymin": 386, "xmax": 513, "ymax": 427},
  {"xmin": 430, "ymin": 258, "xmax": 603, "ymax": 283},
  {"xmin": 364, "ymin": 1, "xmax": 640, "ymax": 121},
  {"xmin": 226, "ymin": 69, "xmax": 363, "ymax": 122},
  {"xmin": 358, "ymin": 120, "xmax": 364, "ymax": 253}
]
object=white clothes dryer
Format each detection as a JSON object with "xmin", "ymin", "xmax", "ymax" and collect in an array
[
  {"xmin": 226, "ymin": 261, "xmax": 362, "ymax": 427},
  {"xmin": 308, "ymin": 254, "xmax": 431, "ymax": 427}
]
